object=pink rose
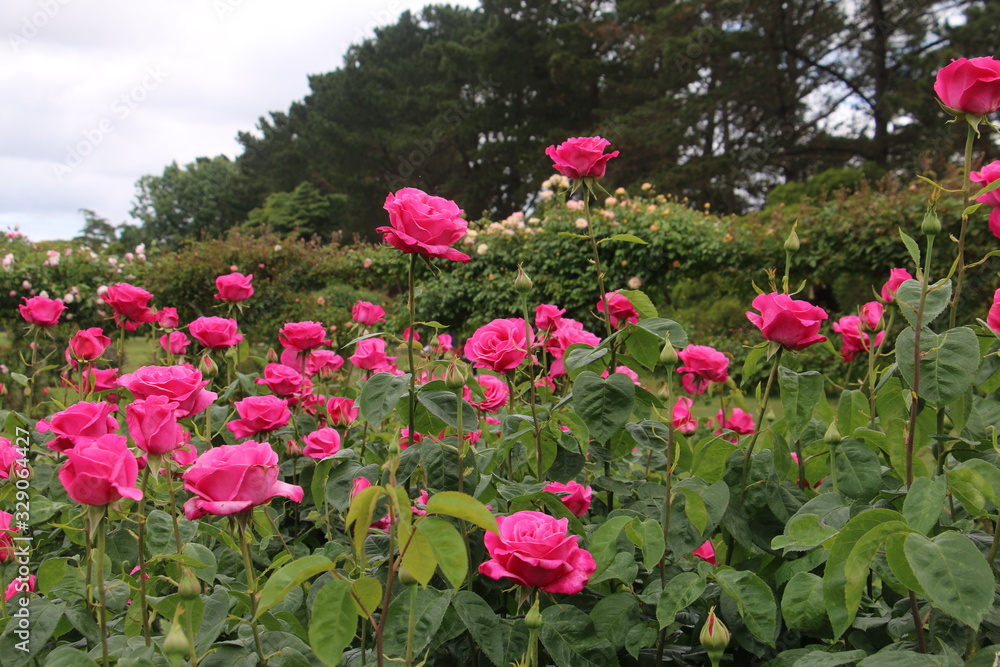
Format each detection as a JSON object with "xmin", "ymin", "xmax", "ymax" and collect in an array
[
  {"xmin": 256, "ymin": 363, "xmax": 307, "ymax": 398},
  {"xmin": 544, "ymin": 480, "xmax": 593, "ymax": 516},
  {"xmin": 189, "ymin": 316, "xmax": 243, "ymax": 349},
  {"xmin": 544, "ymin": 320, "xmax": 600, "ymax": 377},
  {"xmin": 378, "ymin": 188, "xmax": 470, "ymax": 263},
  {"xmin": 880, "ymin": 268, "xmax": 914, "ymax": 302},
  {"xmin": 859, "ymin": 301, "xmax": 884, "ymax": 331},
  {"xmin": 832, "ymin": 315, "xmax": 886, "ymax": 362},
  {"xmin": 126, "ymin": 396, "xmax": 184, "ymax": 456},
  {"xmin": 214, "ymin": 272, "xmax": 254, "ymax": 301},
  {"xmin": 308, "ymin": 350, "xmax": 345, "ymax": 376},
  {"xmin": 279, "ymin": 321, "xmax": 329, "ymax": 351},
  {"xmin": 101, "ymin": 283, "xmax": 158, "ymax": 330},
  {"xmin": 692, "ymin": 540, "xmax": 717, "ymax": 566},
  {"xmin": 466, "ymin": 318, "xmax": 534, "ymax": 373},
  {"xmin": 170, "ymin": 442, "xmax": 199, "ymax": 469},
  {"xmin": 412, "ymin": 489, "xmax": 431, "ymax": 516},
  {"xmin": 160, "ymin": 331, "xmax": 191, "ymax": 355},
  {"xmin": 19, "ymin": 295, "xmax": 66, "ymax": 327},
  {"xmin": 464, "ymin": 373, "xmax": 509, "ymax": 413},
  {"xmin": 544, "ymin": 136, "xmax": 619, "ymax": 180},
  {"xmin": 433, "ymin": 334, "xmax": 454, "ymax": 354},
  {"xmin": 79, "ymin": 367, "xmax": 118, "ymax": 393},
  {"xmin": 479, "ymin": 510, "xmax": 596, "ymax": 594},
  {"xmin": 597, "ymin": 291, "xmax": 639, "ymax": 328},
  {"xmin": 672, "ymin": 396, "xmax": 698, "ymax": 435},
  {"xmin": 157, "ymin": 307, "xmax": 179, "ymax": 329},
  {"xmin": 987, "ymin": 289, "xmax": 1000, "ymax": 336},
  {"xmin": 58, "ymin": 434, "xmax": 142, "ymax": 505},
  {"xmin": 37, "ymin": 401, "xmax": 119, "ymax": 452},
  {"xmin": 352, "ymin": 300, "xmax": 386, "ymax": 326},
  {"xmin": 302, "ymin": 427, "xmax": 342, "ymax": 459},
  {"xmin": 0, "ymin": 438, "xmax": 27, "ymax": 480},
  {"xmin": 746, "ymin": 292, "xmax": 828, "ymax": 351},
  {"xmin": 69, "ymin": 327, "xmax": 111, "ymax": 362},
  {"xmin": 326, "ymin": 397, "xmax": 359, "ymax": 427},
  {"xmin": 227, "ymin": 395, "xmax": 292, "ymax": 440},
  {"xmin": 715, "ymin": 408, "xmax": 756, "ymax": 436},
  {"xmin": 5, "ymin": 575, "xmax": 36, "ymax": 602},
  {"xmin": 181, "ymin": 440, "xmax": 303, "ymax": 520},
  {"xmin": 350, "ymin": 338, "xmax": 394, "ymax": 371},
  {"xmin": 681, "ymin": 373, "xmax": 709, "ymax": 395},
  {"xmin": 0, "ymin": 511, "xmax": 18, "ymax": 563},
  {"xmin": 351, "ymin": 477, "xmax": 373, "ymax": 497},
  {"xmin": 677, "ymin": 345, "xmax": 729, "ymax": 384},
  {"xmin": 934, "ymin": 57, "xmax": 1000, "ymax": 116},
  {"xmin": 534, "ymin": 304, "xmax": 566, "ymax": 332},
  {"xmin": 118, "ymin": 365, "xmax": 217, "ymax": 418},
  {"xmin": 403, "ymin": 327, "xmax": 420, "ymax": 342},
  {"xmin": 602, "ymin": 366, "xmax": 641, "ymax": 385},
  {"xmin": 971, "ymin": 161, "xmax": 1000, "ymax": 207}
]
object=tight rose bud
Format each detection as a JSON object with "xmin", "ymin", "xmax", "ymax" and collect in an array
[
  {"xmin": 825, "ymin": 421, "xmax": 842, "ymax": 446},
  {"xmin": 784, "ymin": 228, "xmax": 800, "ymax": 254},
  {"xmin": 514, "ymin": 266, "xmax": 533, "ymax": 294},
  {"xmin": 659, "ymin": 336, "xmax": 678, "ymax": 366},
  {"xmin": 921, "ymin": 208, "xmax": 941, "ymax": 237},
  {"xmin": 178, "ymin": 567, "xmax": 201, "ymax": 600},
  {"xmin": 700, "ymin": 608, "xmax": 730, "ymax": 666},
  {"xmin": 444, "ymin": 361, "xmax": 468, "ymax": 390}
]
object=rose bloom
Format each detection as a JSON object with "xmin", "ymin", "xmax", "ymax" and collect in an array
[
  {"xmin": 69, "ymin": 327, "xmax": 111, "ymax": 362},
  {"xmin": 256, "ymin": 363, "xmax": 307, "ymax": 397},
  {"xmin": 970, "ymin": 161, "xmax": 1000, "ymax": 238},
  {"xmin": 859, "ymin": 301, "xmax": 884, "ymax": 331},
  {"xmin": 534, "ymin": 304, "xmax": 567, "ymax": 332},
  {"xmin": 673, "ymin": 396, "xmax": 698, "ymax": 435},
  {"xmin": 987, "ymin": 289, "xmax": 1000, "ymax": 336},
  {"xmin": 214, "ymin": 272, "xmax": 254, "ymax": 302},
  {"xmin": 601, "ymin": 365, "xmax": 641, "ymax": 385},
  {"xmin": 126, "ymin": 395, "xmax": 184, "ymax": 456},
  {"xmin": 466, "ymin": 318, "xmax": 534, "ymax": 373},
  {"xmin": 5, "ymin": 575, "xmax": 36, "ymax": 602},
  {"xmin": 692, "ymin": 540, "xmax": 717, "ymax": 566},
  {"xmin": 544, "ymin": 480, "xmax": 593, "ymax": 516},
  {"xmin": 157, "ymin": 307, "xmax": 180, "ymax": 329},
  {"xmin": 597, "ymin": 291, "xmax": 640, "ymax": 328},
  {"xmin": 544, "ymin": 320, "xmax": 601, "ymax": 377},
  {"xmin": 278, "ymin": 321, "xmax": 329, "ymax": 351},
  {"xmin": 0, "ymin": 511, "xmax": 18, "ymax": 563},
  {"xmin": 326, "ymin": 397, "xmax": 359, "ymax": 427},
  {"xmin": 37, "ymin": 401, "xmax": 119, "ymax": 453},
  {"xmin": 227, "ymin": 395, "xmax": 292, "ymax": 440},
  {"xmin": 934, "ymin": 57, "xmax": 1000, "ymax": 116},
  {"xmin": 716, "ymin": 408, "xmax": 756, "ymax": 436},
  {"xmin": 677, "ymin": 345, "xmax": 729, "ymax": 385},
  {"xmin": 79, "ymin": 367, "xmax": 119, "ymax": 393},
  {"xmin": 302, "ymin": 427, "xmax": 342, "ymax": 460},
  {"xmin": 181, "ymin": 440, "xmax": 303, "ymax": 520},
  {"xmin": 432, "ymin": 333, "xmax": 454, "ymax": 354},
  {"xmin": 189, "ymin": 316, "xmax": 243, "ymax": 349},
  {"xmin": 101, "ymin": 283, "xmax": 158, "ymax": 330},
  {"xmin": 0, "ymin": 438, "xmax": 27, "ymax": 480},
  {"xmin": 832, "ymin": 315, "xmax": 886, "ymax": 362},
  {"xmin": 746, "ymin": 292, "xmax": 828, "ymax": 351},
  {"xmin": 880, "ymin": 268, "xmax": 914, "ymax": 302},
  {"xmin": 464, "ymin": 373, "xmax": 509, "ymax": 413},
  {"xmin": 349, "ymin": 337, "xmax": 394, "ymax": 371},
  {"xmin": 352, "ymin": 300, "xmax": 386, "ymax": 326},
  {"xmin": 160, "ymin": 331, "xmax": 191, "ymax": 355},
  {"xmin": 479, "ymin": 510, "xmax": 596, "ymax": 594},
  {"xmin": 19, "ymin": 295, "xmax": 66, "ymax": 327},
  {"xmin": 308, "ymin": 350, "xmax": 345, "ymax": 376},
  {"xmin": 118, "ymin": 365, "xmax": 218, "ymax": 418},
  {"xmin": 544, "ymin": 136, "xmax": 620, "ymax": 180},
  {"xmin": 58, "ymin": 434, "xmax": 142, "ymax": 506},
  {"xmin": 378, "ymin": 187, "xmax": 471, "ymax": 263}
]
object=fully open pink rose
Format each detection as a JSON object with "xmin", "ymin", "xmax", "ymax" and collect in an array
[
  {"xmin": 118, "ymin": 365, "xmax": 217, "ymax": 418},
  {"xmin": 544, "ymin": 480, "xmax": 593, "ymax": 516},
  {"xmin": 326, "ymin": 397, "xmax": 359, "ymax": 426},
  {"xmin": 746, "ymin": 292, "xmax": 828, "ymax": 351},
  {"xmin": 256, "ymin": 363, "xmax": 307, "ymax": 398},
  {"xmin": 466, "ymin": 318, "xmax": 534, "ymax": 373},
  {"xmin": 832, "ymin": 315, "xmax": 886, "ymax": 362},
  {"xmin": 715, "ymin": 408, "xmax": 756, "ymax": 437},
  {"xmin": 126, "ymin": 396, "xmax": 184, "ymax": 456},
  {"xmin": 157, "ymin": 307, "xmax": 179, "ymax": 329},
  {"xmin": 479, "ymin": 510, "xmax": 596, "ymax": 594},
  {"xmin": 189, "ymin": 316, "xmax": 243, "ymax": 349},
  {"xmin": 227, "ymin": 395, "xmax": 292, "ymax": 440},
  {"xmin": 378, "ymin": 188, "xmax": 470, "ymax": 262},
  {"xmin": 934, "ymin": 57, "xmax": 1000, "ymax": 116},
  {"xmin": 214, "ymin": 272, "xmax": 254, "ymax": 301},
  {"xmin": 279, "ymin": 321, "xmax": 329, "ymax": 351},
  {"xmin": 534, "ymin": 304, "xmax": 566, "ymax": 332},
  {"xmin": 181, "ymin": 440, "xmax": 303, "ymax": 520},
  {"xmin": 58, "ymin": 434, "xmax": 142, "ymax": 506},
  {"xmin": 692, "ymin": 540, "xmax": 717, "ymax": 566},
  {"xmin": 19, "ymin": 295, "xmax": 66, "ymax": 327},
  {"xmin": 101, "ymin": 283, "xmax": 158, "ymax": 330},
  {"xmin": 677, "ymin": 345, "xmax": 730, "ymax": 385},
  {"xmin": 464, "ymin": 373, "xmax": 509, "ymax": 413},
  {"xmin": 302, "ymin": 427, "xmax": 342, "ymax": 459},
  {"xmin": 880, "ymin": 268, "xmax": 914, "ymax": 302},
  {"xmin": 160, "ymin": 331, "xmax": 190, "ymax": 355},
  {"xmin": 673, "ymin": 396, "xmax": 698, "ymax": 435},
  {"xmin": 349, "ymin": 338, "xmax": 394, "ymax": 371},
  {"xmin": 37, "ymin": 401, "xmax": 119, "ymax": 452},
  {"xmin": 545, "ymin": 136, "xmax": 619, "ymax": 180},
  {"xmin": 352, "ymin": 300, "xmax": 386, "ymax": 326},
  {"xmin": 597, "ymin": 291, "xmax": 640, "ymax": 328},
  {"xmin": 988, "ymin": 289, "xmax": 1000, "ymax": 336},
  {"xmin": 69, "ymin": 327, "xmax": 111, "ymax": 362}
]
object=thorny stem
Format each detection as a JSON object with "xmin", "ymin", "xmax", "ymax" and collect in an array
[
  {"xmin": 740, "ymin": 348, "xmax": 783, "ymax": 492},
  {"xmin": 949, "ymin": 124, "xmax": 976, "ymax": 329},
  {"xmin": 582, "ymin": 184, "xmax": 616, "ymax": 369}
]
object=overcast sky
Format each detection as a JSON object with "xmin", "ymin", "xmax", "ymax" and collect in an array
[{"xmin": 0, "ymin": 0, "xmax": 482, "ymax": 242}]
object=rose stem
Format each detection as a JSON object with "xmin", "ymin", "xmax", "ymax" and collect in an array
[
  {"xmin": 949, "ymin": 123, "xmax": 976, "ymax": 329},
  {"xmin": 136, "ymin": 464, "xmax": 152, "ymax": 646},
  {"xmin": 236, "ymin": 515, "xmax": 267, "ymax": 665}
]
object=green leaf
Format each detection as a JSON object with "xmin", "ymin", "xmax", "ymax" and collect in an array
[
  {"xmin": 894, "ymin": 279, "xmax": 952, "ymax": 328},
  {"xmin": 778, "ymin": 367, "xmax": 825, "ymax": 442},
  {"xmin": 885, "ymin": 533, "xmax": 924, "ymax": 595},
  {"xmin": 590, "ymin": 593, "xmax": 642, "ymax": 650},
  {"xmin": 617, "ymin": 289, "xmax": 657, "ymax": 318},
  {"xmin": 358, "ymin": 372, "xmax": 411, "ymax": 425},
  {"xmin": 0, "ymin": 600, "xmax": 64, "ymax": 667},
  {"xmin": 600, "ymin": 233, "xmax": 648, "ymax": 245},
  {"xmin": 781, "ymin": 572, "xmax": 826, "ymax": 631},
  {"xmin": 589, "ymin": 515, "xmax": 633, "ymax": 575},
  {"xmin": 564, "ymin": 344, "xmax": 609, "ymax": 377},
  {"xmin": 843, "ymin": 520, "xmax": 909, "ymax": 624},
  {"xmin": 902, "ymin": 476, "xmax": 946, "ymax": 535},
  {"xmin": 837, "ymin": 389, "xmax": 869, "ymax": 437},
  {"xmin": 831, "ymin": 440, "xmax": 882, "ymax": 500},
  {"xmin": 899, "ymin": 229, "xmax": 921, "ymax": 268},
  {"xmin": 624, "ymin": 324, "xmax": 663, "ymax": 370},
  {"xmin": 350, "ymin": 577, "xmax": 382, "ymax": 618},
  {"xmin": 309, "ymin": 579, "xmax": 358, "ymax": 666},
  {"xmin": 741, "ymin": 344, "xmax": 768, "ymax": 387},
  {"xmin": 896, "ymin": 326, "xmax": 979, "ymax": 407},
  {"xmin": 417, "ymin": 389, "xmax": 477, "ymax": 430},
  {"xmin": 572, "ymin": 371, "xmax": 636, "ymax": 443},
  {"xmin": 382, "ymin": 589, "xmax": 454, "ymax": 659},
  {"xmin": 538, "ymin": 605, "xmax": 619, "ymax": 667},
  {"xmin": 632, "ymin": 518, "xmax": 665, "ymax": 573},
  {"xmin": 416, "ymin": 516, "xmax": 468, "ymax": 589},
  {"xmin": 947, "ymin": 467, "xmax": 993, "ymax": 517},
  {"xmin": 345, "ymin": 485, "xmax": 386, "ymax": 558},
  {"xmin": 656, "ymin": 571, "xmax": 705, "ymax": 629},
  {"xmin": 904, "ymin": 532, "xmax": 994, "ymax": 628},
  {"xmin": 425, "ymin": 491, "xmax": 498, "ymax": 534},
  {"xmin": 770, "ymin": 513, "xmax": 839, "ymax": 552},
  {"xmin": 397, "ymin": 521, "xmax": 436, "ymax": 587},
  {"xmin": 452, "ymin": 591, "xmax": 508, "ymax": 667},
  {"xmin": 794, "ymin": 650, "xmax": 869, "ymax": 666},
  {"xmin": 634, "ymin": 317, "xmax": 689, "ymax": 347},
  {"xmin": 43, "ymin": 648, "xmax": 99, "ymax": 667},
  {"xmin": 678, "ymin": 488, "xmax": 709, "ymax": 534},
  {"xmin": 714, "ymin": 568, "xmax": 777, "ymax": 646},
  {"xmin": 257, "ymin": 555, "xmax": 336, "ymax": 617},
  {"xmin": 859, "ymin": 649, "xmax": 964, "ymax": 666}
]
